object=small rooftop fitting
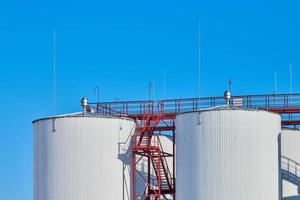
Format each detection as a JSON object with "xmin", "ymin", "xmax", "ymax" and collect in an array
[
  {"xmin": 224, "ymin": 79, "xmax": 232, "ymax": 107},
  {"xmin": 81, "ymin": 97, "xmax": 88, "ymax": 115},
  {"xmin": 224, "ymin": 90, "xmax": 231, "ymax": 107}
]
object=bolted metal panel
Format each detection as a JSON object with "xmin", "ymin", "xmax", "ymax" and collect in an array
[
  {"xmin": 33, "ymin": 115, "xmax": 135, "ymax": 200},
  {"xmin": 176, "ymin": 109, "xmax": 281, "ymax": 200},
  {"xmin": 281, "ymin": 129, "xmax": 300, "ymax": 198}
]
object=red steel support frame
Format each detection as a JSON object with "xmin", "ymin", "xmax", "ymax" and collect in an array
[
  {"xmin": 89, "ymin": 93, "xmax": 300, "ymax": 200},
  {"xmin": 130, "ymin": 103, "xmax": 175, "ymax": 200}
]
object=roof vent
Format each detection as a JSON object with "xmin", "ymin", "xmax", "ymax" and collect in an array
[
  {"xmin": 224, "ymin": 90, "xmax": 231, "ymax": 106},
  {"xmin": 81, "ymin": 97, "xmax": 88, "ymax": 115},
  {"xmin": 224, "ymin": 79, "xmax": 232, "ymax": 107}
]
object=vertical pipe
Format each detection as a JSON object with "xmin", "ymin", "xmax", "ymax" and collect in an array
[
  {"xmin": 158, "ymin": 150, "xmax": 161, "ymax": 200},
  {"xmin": 132, "ymin": 151, "xmax": 136, "ymax": 200},
  {"xmin": 173, "ymin": 127, "xmax": 176, "ymax": 200},
  {"xmin": 278, "ymin": 133, "xmax": 282, "ymax": 200},
  {"xmin": 148, "ymin": 155, "xmax": 151, "ymax": 200}
]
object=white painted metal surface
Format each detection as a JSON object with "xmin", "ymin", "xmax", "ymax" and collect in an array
[
  {"xmin": 176, "ymin": 109, "xmax": 281, "ymax": 200},
  {"xmin": 33, "ymin": 114, "xmax": 136, "ymax": 200},
  {"xmin": 282, "ymin": 181, "xmax": 299, "ymax": 199},
  {"xmin": 281, "ymin": 129, "xmax": 300, "ymax": 198}
]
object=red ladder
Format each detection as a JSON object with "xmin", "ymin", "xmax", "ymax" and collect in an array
[{"xmin": 132, "ymin": 104, "xmax": 175, "ymax": 200}]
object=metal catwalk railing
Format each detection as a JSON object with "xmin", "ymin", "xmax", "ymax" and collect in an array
[
  {"xmin": 89, "ymin": 93, "xmax": 300, "ymax": 116},
  {"xmin": 281, "ymin": 156, "xmax": 300, "ymax": 186},
  {"xmin": 89, "ymin": 93, "xmax": 300, "ymax": 127}
]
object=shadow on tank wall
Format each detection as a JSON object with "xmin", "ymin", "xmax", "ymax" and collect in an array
[{"xmin": 284, "ymin": 196, "xmax": 300, "ymax": 200}]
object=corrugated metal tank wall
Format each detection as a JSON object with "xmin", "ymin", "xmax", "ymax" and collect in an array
[
  {"xmin": 176, "ymin": 109, "xmax": 281, "ymax": 200},
  {"xmin": 281, "ymin": 129, "xmax": 300, "ymax": 199},
  {"xmin": 33, "ymin": 115, "xmax": 136, "ymax": 200}
]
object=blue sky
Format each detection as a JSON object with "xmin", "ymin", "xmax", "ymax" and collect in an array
[{"xmin": 1, "ymin": 0, "xmax": 300, "ymax": 199}]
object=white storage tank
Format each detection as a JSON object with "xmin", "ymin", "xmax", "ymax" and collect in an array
[
  {"xmin": 33, "ymin": 113, "xmax": 136, "ymax": 200},
  {"xmin": 280, "ymin": 129, "xmax": 300, "ymax": 199},
  {"xmin": 176, "ymin": 109, "xmax": 281, "ymax": 200}
]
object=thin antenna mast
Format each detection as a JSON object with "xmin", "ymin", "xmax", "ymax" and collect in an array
[
  {"xmin": 153, "ymin": 77, "xmax": 155, "ymax": 100},
  {"xmin": 228, "ymin": 78, "xmax": 232, "ymax": 91},
  {"xmin": 274, "ymin": 70, "xmax": 277, "ymax": 94},
  {"xmin": 148, "ymin": 82, "xmax": 152, "ymax": 101},
  {"xmin": 53, "ymin": 30, "xmax": 56, "ymax": 115},
  {"xmin": 198, "ymin": 20, "xmax": 201, "ymax": 99},
  {"xmin": 94, "ymin": 86, "xmax": 100, "ymax": 102},
  {"xmin": 289, "ymin": 62, "xmax": 293, "ymax": 107},
  {"xmin": 163, "ymin": 69, "xmax": 166, "ymax": 99},
  {"xmin": 289, "ymin": 62, "xmax": 293, "ymax": 95}
]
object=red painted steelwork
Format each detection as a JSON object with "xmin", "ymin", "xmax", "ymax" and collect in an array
[
  {"xmin": 88, "ymin": 93, "xmax": 300, "ymax": 200},
  {"xmin": 131, "ymin": 104, "xmax": 175, "ymax": 200}
]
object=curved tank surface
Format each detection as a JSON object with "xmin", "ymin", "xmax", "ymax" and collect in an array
[
  {"xmin": 281, "ymin": 129, "xmax": 300, "ymax": 199},
  {"xmin": 176, "ymin": 109, "xmax": 281, "ymax": 200},
  {"xmin": 33, "ymin": 114, "xmax": 136, "ymax": 200}
]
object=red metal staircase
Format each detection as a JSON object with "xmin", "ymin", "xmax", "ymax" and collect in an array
[{"xmin": 132, "ymin": 105, "xmax": 175, "ymax": 200}]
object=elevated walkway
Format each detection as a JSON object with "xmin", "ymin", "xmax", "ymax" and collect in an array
[{"xmin": 282, "ymin": 156, "xmax": 300, "ymax": 198}]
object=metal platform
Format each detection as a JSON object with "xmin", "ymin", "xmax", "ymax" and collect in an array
[{"xmin": 88, "ymin": 93, "xmax": 300, "ymax": 200}]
